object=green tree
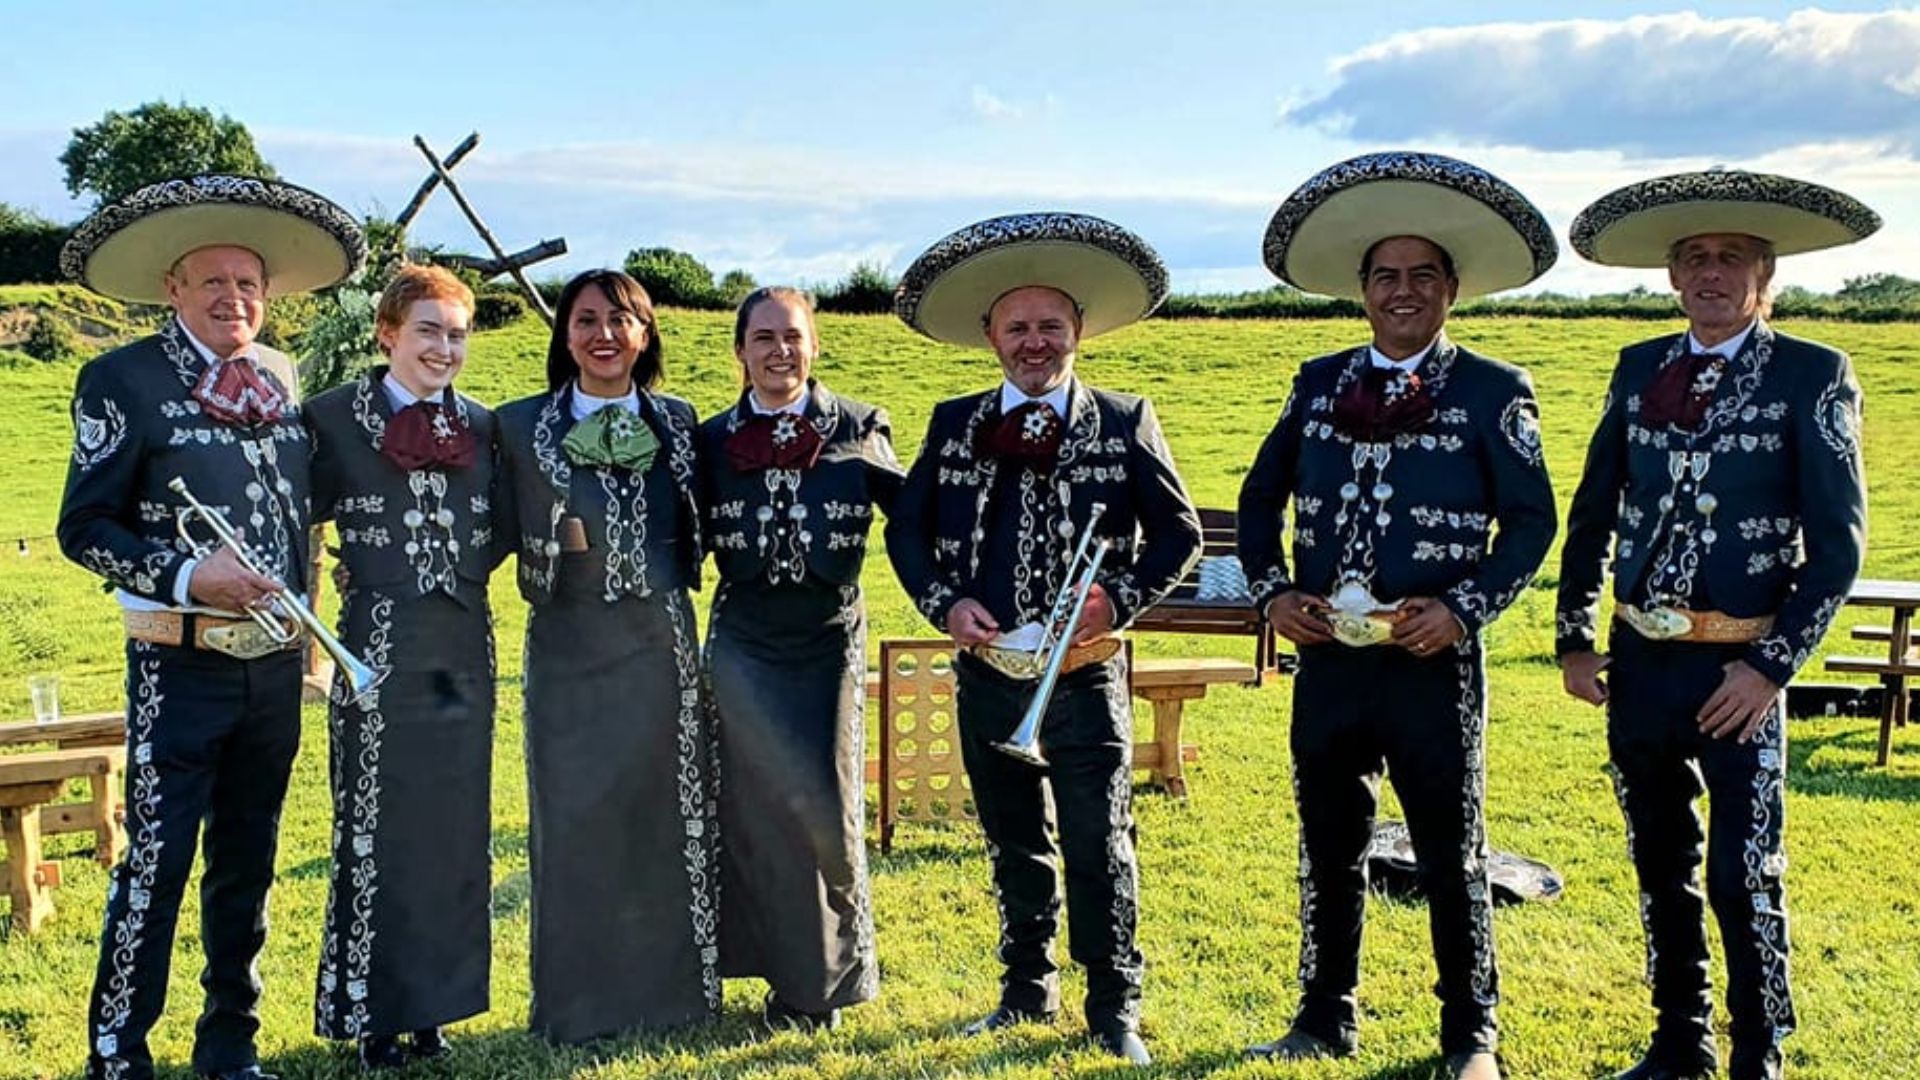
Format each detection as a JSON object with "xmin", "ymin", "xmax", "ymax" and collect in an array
[
  {"xmin": 718, "ymin": 268, "xmax": 758, "ymax": 306},
  {"xmin": 622, "ymin": 247, "xmax": 720, "ymax": 309},
  {"xmin": 1837, "ymin": 272, "xmax": 1920, "ymax": 306},
  {"xmin": 60, "ymin": 101, "xmax": 277, "ymax": 206}
]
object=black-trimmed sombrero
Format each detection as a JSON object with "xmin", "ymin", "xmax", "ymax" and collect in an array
[
  {"xmin": 61, "ymin": 174, "xmax": 367, "ymax": 303},
  {"xmin": 894, "ymin": 211, "xmax": 1169, "ymax": 345},
  {"xmin": 1263, "ymin": 151, "xmax": 1558, "ymax": 301},
  {"xmin": 1570, "ymin": 169, "xmax": 1881, "ymax": 268}
]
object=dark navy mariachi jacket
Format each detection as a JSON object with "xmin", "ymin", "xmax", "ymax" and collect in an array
[
  {"xmin": 1237, "ymin": 337, "xmax": 1557, "ymax": 636},
  {"xmin": 886, "ymin": 378, "xmax": 1203, "ymax": 631},
  {"xmin": 495, "ymin": 384, "xmax": 702, "ymax": 605},
  {"xmin": 1555, "ymin": 322, "xmax": 1866, "ymax": 687},
  {"xmin": 58, "ymin": 321, "xmax": 310, "ymax": 601},
  {"xmin": 303, "ymin": 369, "xmax": 504, "ymax": 605},
  {"xmin": 697, "ymin": 381, "xmax": 904, "ymax": 587}
]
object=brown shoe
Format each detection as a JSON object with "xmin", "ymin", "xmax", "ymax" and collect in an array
[{"xmin": 1445, "ymin": 1051, "xmax": 1503, "ymax": 1080}]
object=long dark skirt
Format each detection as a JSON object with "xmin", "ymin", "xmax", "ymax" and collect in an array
[
  {"xmin": 524, "ymin": 584, "xmax": 720, "ymax": 1043},
  {"xmin": 708, "ymin": 578, "xmax": 877, "ymax": 1012},
  {"xmin": 315, "ymin": 588, "xmax": 495, "ymax": 1040}
]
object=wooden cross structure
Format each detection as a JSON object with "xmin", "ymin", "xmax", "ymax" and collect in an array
[{"xmin": 395, "ymin": 132, "xmax": 567, "ymax": 326}]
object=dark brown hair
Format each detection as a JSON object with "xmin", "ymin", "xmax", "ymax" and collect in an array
[{"xmin": 545, "ymin": 269, "xmax": 664, "ymax": 393}]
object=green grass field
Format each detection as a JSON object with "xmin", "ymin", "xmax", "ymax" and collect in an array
[{"xmin": 0, "ymin": 312, "xmax": 1916, "ymax": 1080}]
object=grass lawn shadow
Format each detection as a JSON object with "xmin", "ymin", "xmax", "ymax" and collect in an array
[{"xmin": 1789, "ymin": 725, "xmax": 1920, "ymax": 803}]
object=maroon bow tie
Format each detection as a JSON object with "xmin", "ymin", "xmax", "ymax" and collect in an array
[
  {"xmin": 1640, "ymin": 351, "xmax": 1726, "ymax": 430},
  {"xmin": 193, "ymin": 357, "xmax": 286, "ymax": 426},
  {"xmin": 1332, "ymin": 365, "xmax": 1434, "ymax": 442},
  {"xmin": 974, "ymin": 401, "xmax": 1064, "ymax": 471},
  {"xmin": 725, "ymin": 411, "xmax": 824, "ymax": 471},
  {"xmin": 382, "ymin": 401, "xmax": 476, "ymax": 471}
]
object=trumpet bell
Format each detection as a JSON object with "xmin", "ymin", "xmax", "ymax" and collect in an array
[{"xmin": 990, "ymin": 731, "xmax": 1049, "ymax": 768}]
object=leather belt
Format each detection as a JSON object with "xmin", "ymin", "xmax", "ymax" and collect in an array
[
  {"xmin": 1619, "ymin": 604, "xmax": 1774, "ymax": 644},
  {"xmin": 124, "ymin": 610, "xmax": 303, "ymax": 660},
  {"xmin": 969, "ymin": 637, "xmax": 1123, "ymax": 681}
]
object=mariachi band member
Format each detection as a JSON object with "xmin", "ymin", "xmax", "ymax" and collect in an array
[
  {"xmin": 1558, "ymin": 172, "xmax": 1876, "ymax": 1080},
  {"xmin": 1238, "ymin": 153, "xmax": 1560, "ymax": 1080},
  {"xmin": 699, "ymin": 286, "xmax": 903, "ymax": 1030},
  {"xmin": 304, "ymin": 265, "xmax": 502, "ymax": 1068},
  {"xmin": 887, "ymin": 212, "xmax": 1203, "ymax": 1067},
  {"xmin": 495, "ymin": 270, "xmax": 716, "ymax": 1042},
  {"xmin": 57, "ymin": 176, "xmax": 364, "ymax": 1080}
]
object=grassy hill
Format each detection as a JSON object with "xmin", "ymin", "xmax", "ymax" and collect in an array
[{"xmin": 0, "ymin": 313, "xmax": 1915, "ymax": 1079}]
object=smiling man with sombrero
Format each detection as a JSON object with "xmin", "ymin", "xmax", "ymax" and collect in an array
[
  {"xmin": 886, "ymin": 211, "xmax": 1202, "ymax": 1066},
  {"xmin": 57, "ymin": 174, "xmax": 364, "ymax": 1080},
  {"xmin": 1556, "ymin": 171, "xmax": 1876, "ymax": 1080},
  {"xmin": 1236, "ymin": 151, "xmax": 1560, "ymax": 1079}
]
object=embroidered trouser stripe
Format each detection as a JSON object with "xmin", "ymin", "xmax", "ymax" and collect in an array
[
  {"xmin": 1289, "ymin": 641, "xmax": 1500, "ymax": 1056},
  {"xmin": 1607, "ymin": 627, "xmax": 1793, "ymax": 1068},
  {"xmin": 955, "ymin": 652, "xmax": 1142, "ymax": 1029},
  {"xmin": 87, "ymin": 642, "xmax": 301, "ymax": 1080}
]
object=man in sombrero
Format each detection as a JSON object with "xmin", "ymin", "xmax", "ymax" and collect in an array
[
  {"xmin": 57, "ymin": 175, "xmax": 365, "ymax": 1080},
  {"xmin": 1237, "ymin": 152, "xmax": 1560, "ymax": 1079},
  {"xmin": 887, "ymin": 212, "xmax": 1202, "ymax": 1066},
  {"xmin": 1557, "ymin": 171, "xmax": 1875, "ymax": 1080}
]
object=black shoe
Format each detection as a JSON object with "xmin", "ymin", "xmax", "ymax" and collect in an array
[
  {"xmin": 1246, "ymin": 1028, "xmax": 1353, "ymax": 1060},
  {"xmin": 408, "ymin": 1027, "xmax": 450, "ymax": 1061},
  {"xmin": 1444, "ymin": 1050, "xmax": 1503, "ymax": 1080},
  {"xmin": 1091, "ymin": 1025, "xmax": 1151, "ymax": 1066},
  {"xmin": 358, "ymin": 1035, "xmax": 408, "ymax": 1071},
  {"xmin": 199, "ymin": 1070, "xmax": 281, "ymax": 1080},
  {"xmin": 962, "ymin": 1006, "xmax": 1057, "ymax": 1035},
  {"xmin": 763, "ymin": 990, "xmax": 840, "ymax": 1033},
  {"xmin": 1730, "ymin": 1043, "xmax": 1783, "ymax": 1080},
  {"xmin": 1612, "ymin": 1052, "xmax": 1716, "ymax": 1080}
]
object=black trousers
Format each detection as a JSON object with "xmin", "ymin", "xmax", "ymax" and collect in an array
[
  {"xmin": 86, "ymin": 639, "xmax": 303, "ymax": 1080},
  {"xmin": 1606, "ymin": 626, "xmax": 1793, "ymax": 1074},
  {"xmin": 954, "ymin": 651, "xmax": 1142, "ymax": 1030},
  {"xmin": 1289, "ymin": 639, "xmax": 1499, "ymax": 1056}
]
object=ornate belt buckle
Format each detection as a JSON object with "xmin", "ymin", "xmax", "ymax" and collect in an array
[
  {"xmin": 973, "ymin": 644, "xmax": 1044, "ymax": 681},
  {"xmin": 1624, "ymin": 605, "xmax": 1692, "ymax": 641},
  {"xmin": 203, "ymin": 622, "xmax": 289, "ymax": 660},
  {"xmin": 1321, "ymin": 579, "xmax": 1401, "ymax": 648}
]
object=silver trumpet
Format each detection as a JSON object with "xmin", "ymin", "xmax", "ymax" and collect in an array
[
  {"xmin": 169, "ymin": 476, "xmax": 382, "ymax": 704},
  {"xmin": 991, "ymin": 502, "xmax": 1113, "ymax": 767}
]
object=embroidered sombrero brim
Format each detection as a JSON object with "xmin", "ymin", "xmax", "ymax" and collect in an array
[
  {"xmin": 895, "ymin": 212, "xmax": 1169, "ymax": 345},
  {"xmin": 61, "ymin": 174, "xmax": 367, "ymax": 303},
  {"xmin": 1263, "ymin": 151, "xmax": 1558, "ymax": 301},
  {"xmin": 1570, "ymin": 170, "xmax": 1881, "ymax": 267}
]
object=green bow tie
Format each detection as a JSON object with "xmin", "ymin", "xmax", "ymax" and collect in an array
[{"xmin": 563, "ymin": 404, "xmax": 660, "ymax": 471}]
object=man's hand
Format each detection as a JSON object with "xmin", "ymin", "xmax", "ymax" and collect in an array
[
  {"xmin": 1697, "ymin": 660, "xmax": 1781, "ymax": 742},
  {"xmin": 1390, "ymin": 597, "xmax": 1466, "ymax": 657},
  {"xmin": 1071, "ymin": 583, "xmax": 1116, "ymax": 646},
  {"xmin": 1560, "ymin": 650, "xmax": 1612, "ymax": 706},
  {"xmin": 186, "ymin": 545, "xmax": 282, "ymax": 613},
  {"xmin": 1267, "ymin": 590, "xmax": 1334, "ymax": 646},
  {"xmin": 945, "ymin": 598, "xmax": 1000, "ymax": 647}
]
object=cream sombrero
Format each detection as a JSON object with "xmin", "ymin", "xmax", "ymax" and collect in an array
[
  {"xmin": 1570, "ymin": 169, "xmax": 1881, "ymax": 267},
  {"xmin": 61, "ymin": 174, "xmax": 367, "ymax": 303},
  {"xmin": 894, "ymin": 211, "xmax": 1169, "ymax": 345},
  {"xmin": 1263, "ymin": 151, "xmax": 1558, "ymax": 301}
]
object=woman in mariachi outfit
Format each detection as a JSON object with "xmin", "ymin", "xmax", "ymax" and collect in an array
[
  {"xmin": 305, "ymin": 265, "xmax": 502, "ymax": 1069},
  {"xmin": 699, "ymin": 287, "xmax": 903, "ymax": 1030},
  {"xmin": 495, "ymin": 269, "xmax": 715, "ymax": 1043}
]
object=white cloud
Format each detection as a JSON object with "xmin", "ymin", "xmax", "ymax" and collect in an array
[
  {"xmin": 1281, "ymin": 9, "xmax": 1920, "ymax": 159},
  {"xmin": 969, "ymin": 85, "xmax": 1059, "ymax": 124}
]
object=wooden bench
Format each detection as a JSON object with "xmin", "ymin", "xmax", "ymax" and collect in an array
[
  {"xmin": 0, "ymin": 746, "xmax": 126, "ymax": 932},
  {"xmin": 864, "ymin": 641, "xmax": 1253, "ymax": 851},
  {"xmin": 1827, "ymin": 579, "xmax": 1920, "ymax": 766},
  {"xmin": 0, "ymin": 712, "xmax": 125, "ymax": 750},
  {"xmin": 1127, "ymin": 507, "xmax": 1286, "ymax": 685},
  {"xmin": 1824, "ymin": 655, "xmax": 1920, "ymax": 766}
]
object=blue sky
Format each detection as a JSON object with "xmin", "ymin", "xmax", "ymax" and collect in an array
[{"xmin": 3, "ymin": 2, "xmax": 1915, "ymax": 296}]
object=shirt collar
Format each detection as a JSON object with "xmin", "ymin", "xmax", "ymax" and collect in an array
[
  {"xmin": 747, "ymin": 390, "xmax": 807, "ymax": 417},
  {"xmin": 570, "ymin": 381, "xmax": 640, "ymax": 422},
  {"xmin": 999, "ymin": 380, "xmax": 1070, "ymax": 418},
  {"xmin": 1367, "ymin": 340, "xmax": 1435, "ymax": 372},
  {"xmin": 1686, "ymin": 321, "xmax": 1756, "ymax": 361},
  {"xmin": 175, "ymin": 318, "xmax": 259, "ymax": 366},
  {"xmin": 381, "ymin": 372, "xmax": 444, "ymax": 411}
]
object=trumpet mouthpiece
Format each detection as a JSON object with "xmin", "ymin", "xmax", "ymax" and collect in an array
[{"xmin": 167, "ymin": 477, "xmax": 188, "ymax": 494}]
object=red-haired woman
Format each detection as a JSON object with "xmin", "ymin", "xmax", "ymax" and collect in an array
[{"xmin": 305, "ymin": 264, "xmax": 502, "ymax": 1068}]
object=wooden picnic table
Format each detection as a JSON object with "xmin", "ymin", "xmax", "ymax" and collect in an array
[{"xmin": 1824, "ymin": 578, "xmax": 1920, "ymax": 765}]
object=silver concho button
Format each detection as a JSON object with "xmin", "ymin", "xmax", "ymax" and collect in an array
[
  {"xmin": 276, "ymin": 477, "xmax": 294, "ymax": 495},
  {"xmin": 544, "ymin": 541, "xmax": 561, "ymax": 557},
  {"xmin": 1057, "ymin": 520, "xmax": 1076, "ymax": 538},
  {"xmin": 1339, "ymin": 482, "xmax": 1361, "ymax": 501},
  {"xmin": 435, "ymin": 508, "xmax": 456, "ymax": 527},
  {"xmin": 756, "ymin": 506, "xmax": 775, "ymax": 523},
  {"xmin": 1372, "ymin": 482, "xmax": 1394, "ymax": 502},
  {"xmin": 1695, "ymin": 494, "xmax": 1718, "ymax": 515},
  {"xmin": 1658, "ymin": 495, "xmax": 1675, "ymax": 513},
  {"xmin": 789, "ymin": 504, "xmax": 808, "ymax": 520},
  {"xmin": 404, "ymin": 509, "xmax": 426, "ymax": 528},
  {"xmin": 1376, "ymin": 512, "xmax": 1392, "ymax": 528},
  {"xmin": 245, "ymin": 482, "xmax": 264, "ymax": 500},
  {"xmin": 1700, "ymin": 529, "xmax": 1718, "ymax": 545}
]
